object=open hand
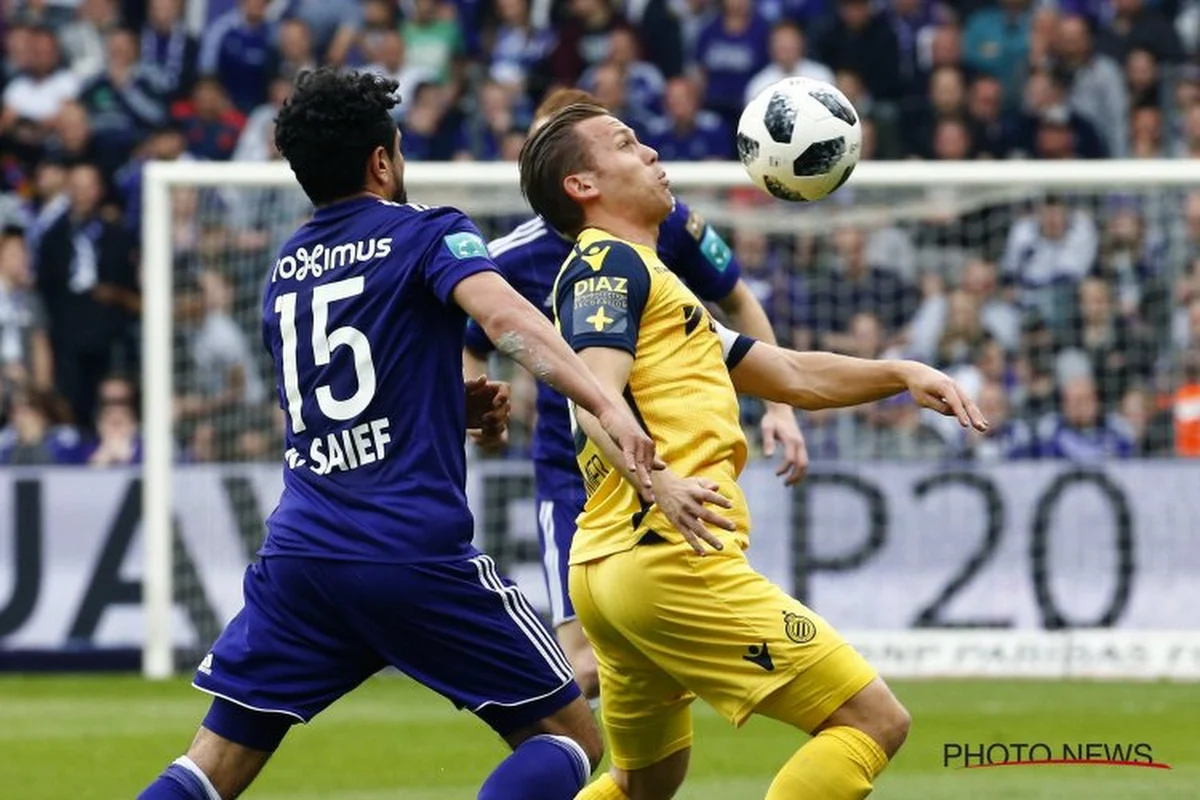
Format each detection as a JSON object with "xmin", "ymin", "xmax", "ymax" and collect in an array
[
  {"xmin": 652, "ymin": 470, "xmax": 735, "ymax": 556},
  {"xmin": 903, "ymin": 363, "xmax": 989, "ymax": 432},
  {"xmin": 760, "ymin": 403, "xmax": 809, "ymax": 486}
]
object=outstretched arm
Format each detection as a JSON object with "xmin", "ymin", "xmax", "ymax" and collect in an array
[
  {"xmin": 452, "ymin": 270, "xmax": 657, "ymax": 498},
  {"xmin": 726, "ymin": 336, "xmax": 988, "ymax": 431}
]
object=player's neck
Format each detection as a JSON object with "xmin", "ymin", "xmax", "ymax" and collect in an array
[{"xmin": 581, "ymin": 212, "xmax": 658, "ymax": 249}]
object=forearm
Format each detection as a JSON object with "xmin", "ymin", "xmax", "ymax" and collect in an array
[
  {"xmin": 720, "ymin": 283, "xmax": 778, "ymax": 346},
  {"xmin": 575, "ymin": 406, "xmax": 644, "ymax": 489},
  {"xmin": 481, "ymin": 304, "xmax": 613, "ymax": 419},
  {"xmin": 781, "ymin": 351, "xmax": 911, "ymax": 409},
  {"xmin": 732, "ymin": 344, "xmax": 912, "ymax": 410}
]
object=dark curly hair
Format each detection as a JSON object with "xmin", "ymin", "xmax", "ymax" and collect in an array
[{"xmin": 274, "ymin": 68, "xmax": 401, "ymax": 206}]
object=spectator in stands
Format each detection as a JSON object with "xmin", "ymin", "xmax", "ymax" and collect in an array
[
  {"xmin": 582, "ymin": 61, "xmax": 650, "ymax": 137},
  {"xmin": 366, "ymin": 31, "xmax": 436, "ymax": 122},
  {"xmin": 962, "ymin": 379, "xmax": 1036, "ymax": 460},
  {"xmin": 580, "ymin": 27, "xmax": 665, "ymax": 128},
  {"xmin": 962, "ymin": 0, "xmax": 1031, "ymax": 108},
  {"xmin": 454, "ymin": 78, "xmax": 521, "ymax": 160},
  {"xmin": 903, "ymin": 65, "xmax": 968, "ymax": 157},
  {"xmin": 1172, "ymin": 347, "xmax": 1200, "ymax": 456},
  {"xmin": 198, "ymin": 0, "xmax": 275, "ymax": 114},
  {"xmin": 645, "ymin": 76, "xmax": 732, "ymax": 160},
  {"xmin": 35, "ymin": 162, "xmax": 138, "ymax": 431},
  {"xmin": 966, "ymin": 74, "xmax": 1016, "ymax": 157},
  {"xmin": 1124, "ymin": 47, "xmax": 1162, "ymax": 109},
  {"xmin": 1095, "ymin": 200, "xmax": 1168, "ymax": 324},
  {"xmin": 138, "ymin": 0, "xmax": 198, "ymax": 102},
  {"xmin": 0, "ymin": 388, "xmax": 82, "ymax": 464},
  {"xmin": 113, "ymin": 123, "xmax": 187, "ymax": 235},
  {"xmin": 1173, "ymin": 103, "xmax": 1200, "ymax": 158},
  {"xmin": 86, "ymin": 372, "xmax": 141, "ymax": 465},
  {"xmin": 287, "ymin": 0, "xmax": 362, "ymax": 67},
  {"xmin": 0, "ymin": 232, "xmax": 53, "ymax": 404},
  {"xmin": 174, "ymin": 268, "xmax": 267, "ymax": 461},
  {"xmin": 909, "ymin": 257, "xmax": 1021, "ymax": 364},
  {"xmin": 814, "ymin": 0, "xmax": 902, "ymax": 104},
  {"xmin": 59, "ymin": 0, "xmax": 119, "ymax": 81},
  {"xmin": 743, "ymin": 21, "xmax": 834, "ymax": 106},
  {"xmin": 888, "ymin": 0, "xmax": 943, "ymax": 98},
  {"xmin": 1179, "ymin": 1, "xmax": 1200, "ymax": 57},
  {"xmin": 77, "ymin": 28, "xmax": 169, "ymax": 164},
  {"xmin": 920, "ymin": 24, "xmax": 968, "ymax": 85},
  {"xmin": 233, "ymin": 76, "xmax": 293, "ymax": 161},
  {"xmin": 275, "ymin": 18, "xmax": 318, "ymax": 82},
  {"xmin": 804, "ymin": 225, "xmax": 919, "ymax": 351},
  {"xmin": 171, "ymin": 77, "xmax": 245, "ymax": 161},
  {"xmin": 402, "ymin": 0, "xmax": 465, "ymax": 87},
  {"xmin": 1001, "ymin": 194, "xmax": 1098, "ymax": 332},
  {"xmin": 1117, "ymin": 382, "xmax": 1173, "ymax": 455},
  {"xmin": 400, "ymin": 81, "xmax": 458, "ymax": 160},
  {"xmin": 693, "ymin": 0, "xmax": 771, "ymax": 129},
  {"xmin": 1129, "ymin": 104, "xmax": 1165, "ymax": 156},
  {"xmin": 42, "ymin": 102, "xmax": 119, "ymax": 182},
  {"xmin": 1035, "ymin": 373, "xmax": 1135, "ymax": 459},
  {"xmin": 545, "ymin": 0, "xmax": 634, "ymax": 87},
  {"xmin": 21, "ymin": 159, "xmax": 70, "ymax": 257},
  {"xmin": 1096, "ymin": 0, "xmax": 1183, "ymax": 64},
  {"xmin": 488, "ymin": 0, "xmax": 555, "ymax": 100},
  {"xmin": 1, "ymin": 26, "xmax": 80, "ymax": 134},
  {"xmin": 1017, "ymin": 66, "xmax": 1106, "ymax": 158},
  {"xmin": 623, "ymin": 0, "xmax": 685, "ymax": 79},
  {"xmin": 1060, "ymin": 276, "xmax": 1155, "ymax": 408},
  {"xmin": 1053, "ymin": 14, "xmax": 1128, "ymax": 157},
  {"xmin": 930, "ymin": 117, "xmax": 974, "ymax": 159}
]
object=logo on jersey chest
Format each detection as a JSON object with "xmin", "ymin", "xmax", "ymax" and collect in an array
[
  {"xmin": 574, "ymin": 276, "xmax": 628, "ymax": 296},
  {"xmin": 272, "ymin": 237, "xmax": 393, "ymax": 283}
]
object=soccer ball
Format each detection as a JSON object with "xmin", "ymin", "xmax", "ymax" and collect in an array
[{"xmin": 736, "ymin": 77, "xmax": 862, "ymax": 203}]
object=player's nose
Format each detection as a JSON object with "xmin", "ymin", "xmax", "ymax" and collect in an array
[{"xmin": 642, "ymin": 143, "xmax": 659, "ymax": 164}]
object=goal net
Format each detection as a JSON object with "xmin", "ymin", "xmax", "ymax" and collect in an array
[{"xmin": 141, "ymin": 160, "xmax": 1200, "ymax": 680}]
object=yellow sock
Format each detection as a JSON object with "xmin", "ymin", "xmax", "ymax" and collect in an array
[
  {"xmin": 765, "ymin": 726, "xmax": 889, "ymax": 800},
  {"xmin": 575, "ymin": 772, "xmax": 628, "ymax": 800}
]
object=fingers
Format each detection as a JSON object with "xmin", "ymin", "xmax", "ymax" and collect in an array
[
  {"xmin": 761, "ymin": 425, "xmax": 777, "ymax": 457},
  {"xmin": 777, "ymin": 436, "xmax": 809, "ymax": 486},
  {"xmin": 464, "ymin": 374, "xmax": 488, "ymax": 392},
  {"xmin": 626, "ymin": 437, "xmax": 656, "ymax": 503}
]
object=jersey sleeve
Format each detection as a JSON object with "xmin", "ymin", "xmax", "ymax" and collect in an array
[
  {"xmin": 554, "ymin": 241, "xmax": 651, "ymax": 355},
  {"xmin": 421, "ymin": 209, "xmax": 499, "ymax": 305},
  {"xmin": 657, "ymin": 199, "xmax": 741, "ymax": 302},
  {"xmin": 712, "ymin": 320, "xmax": 757, "ymax": 370}
]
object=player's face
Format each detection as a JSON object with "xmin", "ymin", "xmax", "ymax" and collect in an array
[{"xmin": 575, "ymin": 115, "xmax": 672, "ymax": 226}]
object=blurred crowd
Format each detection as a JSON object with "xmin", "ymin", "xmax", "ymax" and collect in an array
[{"xmin": 1, "ymin": 0, "xmax": 1200, "ymax": 466}]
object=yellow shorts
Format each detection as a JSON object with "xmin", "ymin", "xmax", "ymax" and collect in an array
[{"xmin": 569, "ymin": 537, "xmax": 877, "ymax": 771}]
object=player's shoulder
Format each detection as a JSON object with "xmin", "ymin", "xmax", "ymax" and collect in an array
[
  {"xmin": 375, "ymin": 199, "xmax": 488, "ymax": 255},
  {"xmin": 567, "ymin": 231, "xmax": 659, "ymax": 279},
  {"xmin": 488, "ymin": 215, "xmax": 570, "ymax": 266}
]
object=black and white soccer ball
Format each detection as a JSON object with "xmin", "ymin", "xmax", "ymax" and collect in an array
[{"xmin": 736, "ymin": 77, "xmax": 862, "ymax": 203}]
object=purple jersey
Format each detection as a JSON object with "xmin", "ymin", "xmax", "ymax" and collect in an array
[
  {"xmin": 260, "ymin": 196, "xmax": 496, "ymax": 563},
  {"xmin": 464, "ymin": 199, "xmax": 742, "ymax": 497}
]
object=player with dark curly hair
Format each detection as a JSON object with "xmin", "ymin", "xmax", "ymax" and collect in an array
[{"xmin": 138, "ymin": 68, "xmax": 657, "ymax": 800}]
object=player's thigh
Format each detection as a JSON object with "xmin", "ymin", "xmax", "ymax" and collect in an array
[
  {"xmin": 194, "ymin": 557, "xmax": 384, "ymax": 730},
  {"xmin": 347, "ymin": 553, "xmax": 583, "ymax": 737},
  {"xmin": 536, "ymin": 490, "xmax": 585, "ymax": 628},
  {"xmin": 584, "ymin": 538, "xmax": 875, "ymax": 729},
  {"xmin": 570, "ymin": 559, "xmax": 695, "ymax": 772}
]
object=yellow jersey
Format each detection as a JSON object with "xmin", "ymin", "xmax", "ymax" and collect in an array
[{"xmin": 552, "ymin": 227, "xmax": 754, "ymax": 564}]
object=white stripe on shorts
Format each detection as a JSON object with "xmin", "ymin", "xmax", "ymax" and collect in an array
[
  {"xmin": 470, "ymin": 555, "xmax": 573, "ymax": 682},
  {"xmin": 538, "ymin": 501, "xmax": 569, "ymax": 626}
]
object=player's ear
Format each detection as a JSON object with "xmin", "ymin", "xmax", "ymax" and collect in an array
[{"xmin": 562, "ymin": 172, "xmax": 597, "ymax": 203}]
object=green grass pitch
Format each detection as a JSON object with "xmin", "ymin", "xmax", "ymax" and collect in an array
[{"xmin": 1, "ymin": 675, "xmax": 1197, "ymax": 799}]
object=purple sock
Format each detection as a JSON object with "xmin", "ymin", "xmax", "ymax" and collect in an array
[
  {"xmin": 138, "ymin": 759, "xmax": 216, "ymax": 800},
  {"xmin": 478, "ymin": 734, "xmax": 591, "ymax": 800}
]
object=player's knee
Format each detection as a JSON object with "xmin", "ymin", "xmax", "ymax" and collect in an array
[
  {"xmin": 620, "ymin": 747, "xmax": 690, "ymax": 800},
  {"xmin": 570, "ymin": 649, "xmax": 600, "ymax": 700},
  {"xmin": 818, "ymin": 678, "xmax": 910, "ymax": 758}
]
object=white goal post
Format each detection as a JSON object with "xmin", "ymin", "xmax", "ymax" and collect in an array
[{"xmin": 141, "ymin": 160, "xmax": 1200, "ymax": 681}]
